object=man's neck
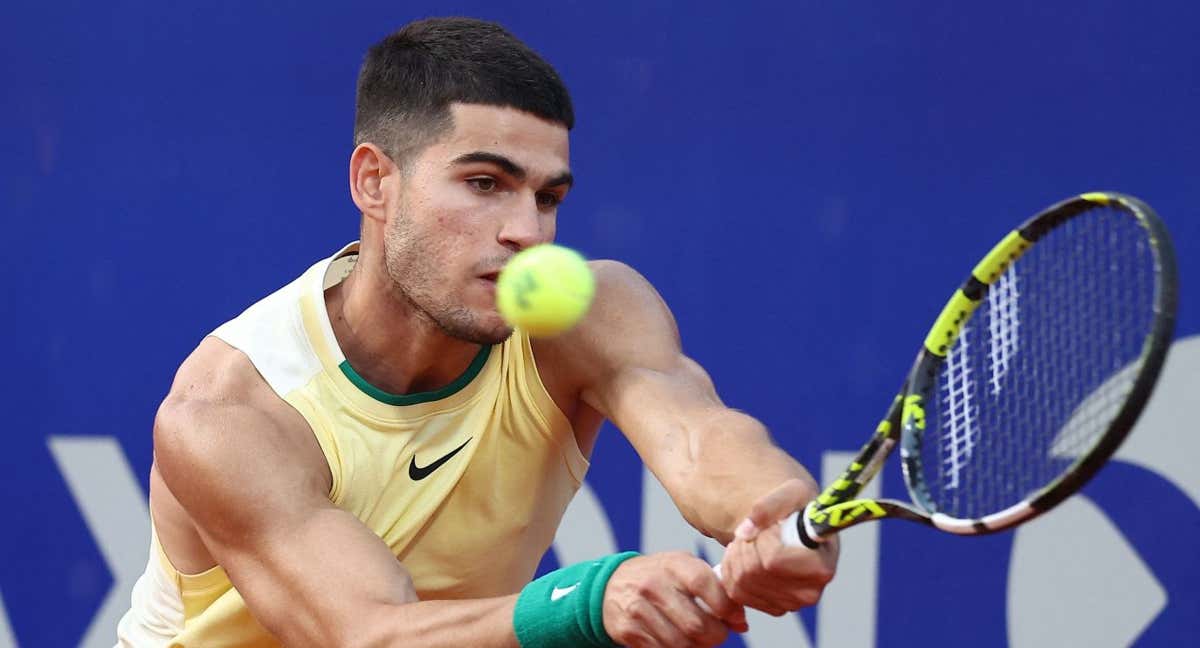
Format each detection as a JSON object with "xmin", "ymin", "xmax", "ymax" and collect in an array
[{"xmin": 325, "ymin": 259, "xmax": 482, "ymax": 396}]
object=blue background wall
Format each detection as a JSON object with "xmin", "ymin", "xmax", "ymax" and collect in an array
[{"xmin": 2, "ymin": 1, "xmax": 1197, "ymax": 646}]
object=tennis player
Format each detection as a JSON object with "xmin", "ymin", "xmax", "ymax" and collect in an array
[{"xmin": 116, "ymin": 17, "xmax": 837, "ymax": 647}]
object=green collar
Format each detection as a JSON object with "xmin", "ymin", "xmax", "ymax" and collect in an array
[{"xmin": 337, "ymin": 345, "xmax": 492, "ymax": 406}]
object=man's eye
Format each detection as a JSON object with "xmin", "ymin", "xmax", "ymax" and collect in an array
[
  {"xmin": 467, "ymin": 177, "xmax": 497, "ymax": 192},
  {"xmin": 536, "ymin": 192, "xmax": 561, "ymax": 208}
]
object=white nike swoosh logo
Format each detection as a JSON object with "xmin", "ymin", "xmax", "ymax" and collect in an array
[{"xmin": 550, "ymin": 583, "xmax": 579, "ymax": 601}]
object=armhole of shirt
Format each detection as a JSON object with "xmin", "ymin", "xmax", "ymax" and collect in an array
[
  {"xmin": 281, "ymin": 386, "xmax": 345, "ymax": 504},
  {"xmin": 514, "ymin": 331, "xmax": 590, "ymax": 484}
]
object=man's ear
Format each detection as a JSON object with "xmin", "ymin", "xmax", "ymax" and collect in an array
[{"xmin": 349, "ymin": 143, "xmax": 396, "ymax": 224}]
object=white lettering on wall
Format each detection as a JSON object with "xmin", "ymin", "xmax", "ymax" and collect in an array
[{"xmin": 48, "ymin": 437, "xmax": 149, "ymax": 648}]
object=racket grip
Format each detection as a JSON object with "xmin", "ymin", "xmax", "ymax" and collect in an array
[
  {"xmin": 787, "ymin": 505, "xmax": 824, "ymax": 550},
  {"xmin": 781, "ymin": 510, "xmax": 803, "ymax": 546}
]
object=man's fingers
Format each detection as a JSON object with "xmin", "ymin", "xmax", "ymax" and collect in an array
[
  {"xmin": 752, "ymin": 519, "xmax": 834, "ymax": 583},
  {"xmin": 723, "ymin": 530, "xmax": 838, "ymax": 615},
  {"xmin": 660, "ymin": 585, "xmax": 734, "ymax": 645},
  {"xmin": 621, "ymin": 596, "xmax": 687, "ymax": 648},
  {"xmin": 677, "ymin": 561, "xmax": 747, "ymax": 632},
  {"xmin": 607, "ymin": 552, "xmax": 742, "ymax": 648},
  {"xmin": 735, "ymin": 479, "xmax": 810, "ymax": 540},
  {"xmin": 721, "ymin": 538, "xmax": 789, "ymax": 616}
]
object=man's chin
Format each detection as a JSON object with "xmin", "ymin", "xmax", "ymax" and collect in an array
[
  {"xmin": 438, "ymin": 317, "xmax": 513, "ymax": 346},
  {"xmin": 469, "ymin": 325, "xmax": 514, "ymax": 346}
]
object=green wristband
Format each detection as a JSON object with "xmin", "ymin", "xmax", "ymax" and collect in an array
[{"xmin": 513, "ymin": 552, "xmax": 639, "ymax": 648}]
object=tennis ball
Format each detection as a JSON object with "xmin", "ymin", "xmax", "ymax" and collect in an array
[{"xmin": 496, "ymin": 244, "xmax": 595, "ymax": 337}]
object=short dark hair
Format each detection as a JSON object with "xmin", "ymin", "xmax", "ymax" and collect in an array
[{"xmin": 354, "ymin": 17, "xmax": 574, "ymax": 166}]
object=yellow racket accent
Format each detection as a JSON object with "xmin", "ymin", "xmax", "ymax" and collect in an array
[
  {"xmin": 876, "ymin": 394, "xmax": 901, "ymax": 435},
  {"xmin": 971, "ymin": 229, "xmax": 1029, "ymax": 284},
  {"xmin": 807, "ymin": 499, "xmax": 887, "ymax": 528},
  {"xmin": 923, "ymin": 289, "xmax": 982, "ymax": 356},
  {"xmin": 903, "ymin": 394, "xmax": 926, "ymax": 431}
]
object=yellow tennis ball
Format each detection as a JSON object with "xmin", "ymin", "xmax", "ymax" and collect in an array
[{"xmin": 496, "ymin": 244, "xmax": 595, "ymax": 337}]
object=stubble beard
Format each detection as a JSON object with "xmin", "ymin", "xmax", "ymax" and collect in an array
[{"xmin": 383, "ymin": 211, "xmax": 513, "ymax": 346}]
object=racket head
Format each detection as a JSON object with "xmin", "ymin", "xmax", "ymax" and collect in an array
[{"xmin": 900, "ymin": 192, "xmax": 1177, "ymax": 534}]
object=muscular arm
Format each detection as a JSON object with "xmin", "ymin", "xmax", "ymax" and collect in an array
[
  {"xmin": 546, "ymin": 262, "xmax": 818, "ymax": 544},
  {"xmin": 154, "ymin": 340, "xmax": 519, "ymax": 647}
]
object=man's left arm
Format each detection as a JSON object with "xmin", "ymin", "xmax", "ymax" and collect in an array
[{"xmin": 545, "ymin": 260, "xmax": 838, "ymax": 614}]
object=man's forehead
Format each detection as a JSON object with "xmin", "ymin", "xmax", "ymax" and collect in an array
[{"xmin": 441, "ymin": 103, "xmax": 570, "ymax": 158}]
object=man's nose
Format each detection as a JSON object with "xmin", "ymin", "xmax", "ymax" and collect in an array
[{"xmin": 497, "ymin": 195, "xmax": 548, "ymax": 251}]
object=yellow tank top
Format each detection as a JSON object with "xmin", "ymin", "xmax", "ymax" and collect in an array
[{"xmin": 159, "ymin": 243, "xmax": 588, "ymax": 646}]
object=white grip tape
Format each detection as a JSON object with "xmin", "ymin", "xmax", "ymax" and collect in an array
[{"xmin": 780, "ymin": 510, "xmax": 803, "ymax": 547}]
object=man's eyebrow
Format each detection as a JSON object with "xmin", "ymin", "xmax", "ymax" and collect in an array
[
  {"xmin": 452, "ymin": 151, "xmax": 526, "ymax": 179},
  {"xmin": 451, "ymin": 151, "xmax": 573, "ymax": 190},
  {"xmin": 544, "ymin": 171, "xmax": 574, "ymax": 190}
]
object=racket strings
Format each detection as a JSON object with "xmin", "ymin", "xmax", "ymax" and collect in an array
[
  {"xmin": 986, "ymin": 270, "xmax": 1021, "ymax": 395},
  {"xmin": 937, "ymin": 269, "xmax": 1022, "ymax": 499},
  {"xmin": 940, "ymin": 325, "xmax": 978, "ymax": 491},
  {"xmin": 923, "ymin": 206, "xmax": 1156, "ymax": 519}
]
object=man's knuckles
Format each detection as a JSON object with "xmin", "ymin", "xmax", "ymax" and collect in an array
[
  {"xmin": 760, "ymin": 550, "xmax": 789, "ymax": 574},
  {"xmin": 614, "ymin": 626, "xmax": 653, "ymax": 648},
  {"xmin": 616, "ymin": 602, "xmax": 678, "ymax": 647},
  {"xmin": 741, "ymin": 557, "xmax": 767, "ymax": 580},
  {"xmin": 677, "ymin": 613, "xmax": 710, "ymax": 640},
  {"xmin": 724, "ymin": 578, "xmax": 763, "ymax": 610},
  {"xmin": 757, "ymin": 545, "xmax": 835, "ymax": 585},
  {"xmin": 626, "ymin": 593, "xmax": 659, "ymax": 618},
  {"xmin": 683, "ymin": 566, "xmax": 718, "ymax": 596},
  {"xmin": 795, "ymin": 588, "xmax": 822, "ymax": 608},
  {"xmin": 809, "ymin": 563, "xmax": 835, "ymax": 585}
]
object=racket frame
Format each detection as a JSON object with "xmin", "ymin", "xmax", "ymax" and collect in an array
[{"xmin": 794, "ymin": 192, "xmax": 1178, "ymax": 548}]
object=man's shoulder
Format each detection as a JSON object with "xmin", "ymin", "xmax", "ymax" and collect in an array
[
  {"xmin": 155, "ymin": 337, "xmax": 325, "ymax": 492},
  {"xmin": 586, "ymin": 258, "xmax": 656, "ymax": 294},
  {"xmin": 532, "ymin": 259, "xmax": 683, "ymax": 391},
  {"xmin": 154, "ymin": 337, "xmax": 332, "ymax": 539},
  {"xmin": 588, "ymin": 259, "xmax": 679, "ymax": 333},
  {"xmin": 160, "ymin": 336, "xmax": 274, "ymax": 416},
  {"xmin": 567, "ymin": 258, "xmax": 678, "ymax": 346}
]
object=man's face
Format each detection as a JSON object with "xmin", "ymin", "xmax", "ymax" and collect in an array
[{"xmin": 382, "ymin": 103, "xmax": 572, "ymax": 345}]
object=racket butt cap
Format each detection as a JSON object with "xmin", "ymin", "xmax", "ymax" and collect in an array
[{"xmin": 784, "ymin": 508, "xmax": 822, "ymax": 549}]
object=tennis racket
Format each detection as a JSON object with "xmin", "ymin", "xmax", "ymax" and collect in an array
[{"xmin": 775, "ymin": 191, "xmax": 1178, "ymax": 548}]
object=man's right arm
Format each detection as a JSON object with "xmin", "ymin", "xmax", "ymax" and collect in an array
[{"xmin": 153, "ymin": 342, "xmax": 520, "ymax": 646}]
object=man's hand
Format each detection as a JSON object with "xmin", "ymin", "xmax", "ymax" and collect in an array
[
  {"xmin": 719, "ymin": 480, "xmax": 839, "ymax": 616},
  {"xmin": 603, "ymin": 552, "xmax": 748, "ymax": 648}
]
